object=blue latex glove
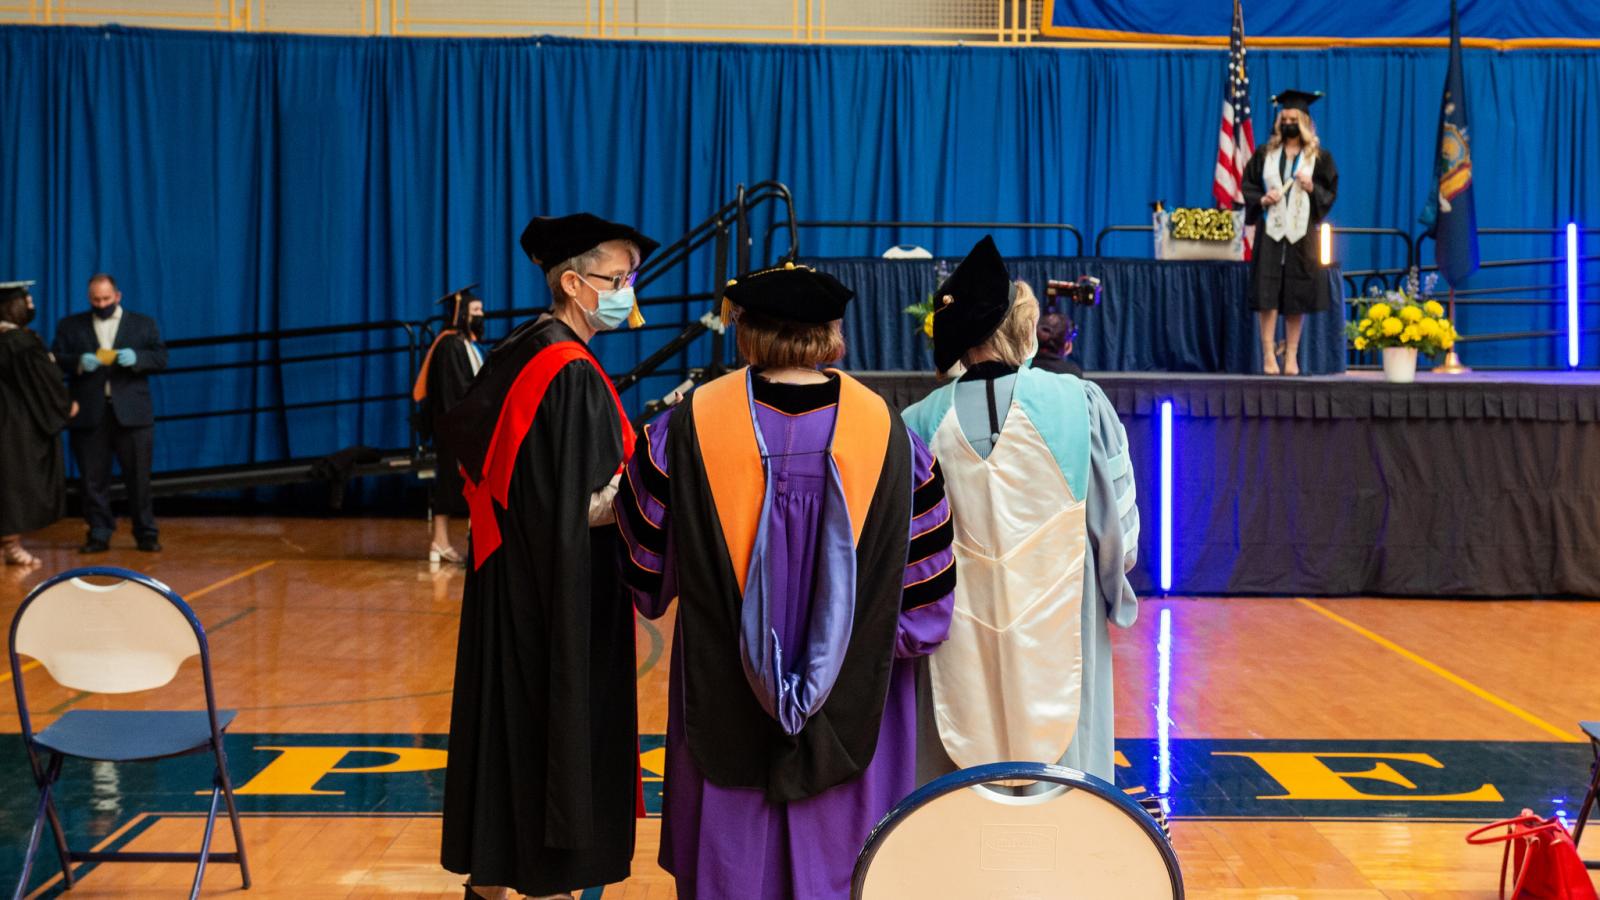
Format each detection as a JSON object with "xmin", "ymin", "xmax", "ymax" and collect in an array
[
  {"xmin": 79, "ymin": 352, "xmax": 101, "ymax": 372},
  {"xmin": 116, "ymin": 348, "xmax": 136, "ymax": 367}
]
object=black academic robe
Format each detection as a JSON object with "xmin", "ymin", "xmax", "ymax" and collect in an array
[
  {"xmin": 425, "ymin": 333, "xmax": 478, "ymax": 517},
  {"xmin": 665, "ymin": 371, "xmax": 915, "ymax": 803},
  {"xmin": 437, "ymin": 317, "xmax": 637, "ymax": 896},
  {"xmin": 1241, "ymin": 145, "xmax": 1339, "ymax": 314},
  {"xmin": 1032, "ymin": 354, "xmax": 1085, "ymax": 377},
  {"xmin": 0, "ymin": 328, "xmax": 71, "ymax": 534}
]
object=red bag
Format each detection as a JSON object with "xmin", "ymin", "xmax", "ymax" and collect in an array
[{"xmin": 1466, "ymin": 810, "xmax": 1599, "ymax": 900}]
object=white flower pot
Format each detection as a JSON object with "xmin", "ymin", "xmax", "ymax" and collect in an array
[{"xmin": 1382, "ymin": 346, "xmax": 1418, "ymax": 384}]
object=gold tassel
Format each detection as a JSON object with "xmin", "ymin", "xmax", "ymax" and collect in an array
[
  {"xmin": 627, "ymin": 302, "xmax": 646, "ymax": 329},
  {"xmin": 720, "ymin": 296, "xmax": 733, "ymax": 326}
]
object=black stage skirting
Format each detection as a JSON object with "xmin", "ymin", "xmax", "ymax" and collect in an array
[
  {"xmin": 855, "ymin": 370, "xmax": 1600, "ymax": 599},
  {"xmin": 810, "ymin": 257, "xmax": 1348, "ymax": 375}
]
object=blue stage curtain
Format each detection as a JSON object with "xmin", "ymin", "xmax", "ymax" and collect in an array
[
  {"xmin": 2, "ymin": 26, "xmax": 1594, "ymax": 471},
  {"xmin": 1043, "ymin": 0, "xmax": 1600, "ymax": 43},
  {"xmin": 815, "ymin": 257, "xmax": 1346, "ymax": 374}
]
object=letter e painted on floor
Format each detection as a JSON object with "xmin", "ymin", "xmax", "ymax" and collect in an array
[{"xmin": 1213, "ymin": 752, "xmax": 1503, "ymax": 802}]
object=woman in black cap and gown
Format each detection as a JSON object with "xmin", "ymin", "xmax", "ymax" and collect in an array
[
  {"xmin": 1240, "ymin": 89, "xmax": 1339, "ymax": 375},
  {"xmin": 413, "ymin": 283, "xmax": 485, "ymax": 564},
  {"xmin": 0, "ymin": 281, "xmax": 73, "ymax": 568}
]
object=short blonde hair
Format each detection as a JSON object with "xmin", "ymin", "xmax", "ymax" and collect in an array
[
  {"xmin": 962, "ymin": 281, "xmax": 1040, "ymax": 369},
  {"xmin": 734, "ymin": 308, "xmax": 846, "ymax": 369}
]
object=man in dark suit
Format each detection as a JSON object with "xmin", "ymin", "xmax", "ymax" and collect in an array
[{"xmin": 52, "ymin": 273, "xmax": 167, "ymax": 553}]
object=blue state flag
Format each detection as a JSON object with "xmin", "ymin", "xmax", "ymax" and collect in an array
[{"xmin": 1420, "ymin": 0, "xmax": 1479, "ymax": 287}]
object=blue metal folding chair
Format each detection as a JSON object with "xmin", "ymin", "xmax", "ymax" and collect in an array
[
  {"xmin": 1575, "ymin": 721, "xmax": 1600, "ymax": 870},
  {"xmin": 852, "ymin": 762, "xmax": 1183, "ymax": 899},
  {"xmin": 8, "ymin": 567, "xmax": 251, "ymax": 899}
]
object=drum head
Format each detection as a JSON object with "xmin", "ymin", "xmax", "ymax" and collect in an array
[{"xmin": 854, "ymin": 764, "xmax": 1182, "ymax": 900}]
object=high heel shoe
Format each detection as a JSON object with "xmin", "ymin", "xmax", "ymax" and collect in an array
[
  {"xmin": 2, "ymin": 541, "xmax": 40, "ymax": 567},
  {"xmin": 429, "ymin": 543, "xmax": 463, "ymax": 565}
]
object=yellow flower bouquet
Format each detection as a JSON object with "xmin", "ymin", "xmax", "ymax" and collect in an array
[
  {"xmin": 1345, "ymin": 271, "xmax": 1458, "ymax": 358},
  {"xmin": 903, "ymin": 294, "xmax": 936, "ymax": 348}
]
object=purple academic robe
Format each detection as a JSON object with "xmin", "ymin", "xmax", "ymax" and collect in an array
[{"xmin": 616, "ymin": 378, "xmax": 956, "ymax": 900}]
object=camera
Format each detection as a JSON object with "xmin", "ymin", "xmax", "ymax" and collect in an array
[{"xmin": 1046, "ymin": 276, "xmax": 1102, "ymax": 308}]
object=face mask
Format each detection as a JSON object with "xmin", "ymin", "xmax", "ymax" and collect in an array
[
  {"xmin": 467, "ymin": 314, "xmax": 485, "ymax": 336},
  {"xmin": 93, "ymin": 302, "xmax": 118, "ymax": 320},
  {"xmin": 1280, "ymin": 122, "xmax": 1301, "ymax": 140},
  {"xmin": 579, "ymin": 282, "xmax": 637, "ymax": 332}
]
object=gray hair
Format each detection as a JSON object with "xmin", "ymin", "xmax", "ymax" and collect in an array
[{"xmin": 545, "ymin": 240, "xmax": 641, "ymax": 307}]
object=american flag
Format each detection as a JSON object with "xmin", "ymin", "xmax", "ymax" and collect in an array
[{"xmin": 1213, "ymin": 0, "xmax": 1255, "ymax": 259}]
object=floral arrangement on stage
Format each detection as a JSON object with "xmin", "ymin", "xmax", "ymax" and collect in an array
[
  {"xmin": 903, "ymin": 294, "xmax": 936, "ymax": 347},
  {"xmin": 903, "ymin": 259, "xmax": 950, "ymax": 352},
  {"xmin": 1346, "ymin": 271, "xmax": 1459, "ymax": 383},
  {"xmin": 1347, "ymin": 270, "xmax": 1458, "ymax": 356}
]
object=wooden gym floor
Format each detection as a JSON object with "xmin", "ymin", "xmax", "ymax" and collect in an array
[{"xmin": 1, "ymin": 516, "xmax": 1597, "ymax": 899}]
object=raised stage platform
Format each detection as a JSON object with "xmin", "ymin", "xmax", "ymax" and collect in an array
[
  {"xmin": 855, "ymin": 370, "xmax": 1600, "ymax": 598},
  {"xmin": 813, "ymin": 257, "xmax": 1349, "ymax": 375}
]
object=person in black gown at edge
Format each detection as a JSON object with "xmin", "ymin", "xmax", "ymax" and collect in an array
[
  {"xmin": 412, "ymin": 283, "xmax": 486, "ymax": 565},
  {"xmin": 1032, "ymin": 310, "xmax": 1084, "ymax": 377},
  {"xmin": 0, "ymin": 281, "xmax": 73, "ymax": 568},
  {"xmin": 437, "ymin": 213, "xmax": 656, "ymax": 900},
  {"xmin": 1240, "ymin": 89, "xmax": 1339, "ymax": 376}
]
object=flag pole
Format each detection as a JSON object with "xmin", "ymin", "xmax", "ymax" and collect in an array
[{"xmin": 1435, "ymin": 287, "xmax": 1471, "ymax": 373}]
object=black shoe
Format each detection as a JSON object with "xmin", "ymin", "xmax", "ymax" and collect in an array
[
  {"xmin": 79, "ymin": 539, "xmax": 110, "ymax": 554},
  {"xmin": 136, "ymin": 539, "xmax": 162, "ymax": 553}
]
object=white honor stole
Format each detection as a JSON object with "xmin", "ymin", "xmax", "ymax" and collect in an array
[
  {"xmin": 1263, "ymin": 146, "xmax": 1316, "ymax": 243},
  {"xmin": 914, "ymin": 370, "xmax": 1092, "ymax": 769}
]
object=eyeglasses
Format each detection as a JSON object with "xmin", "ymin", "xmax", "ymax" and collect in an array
[{"xmin": 581, "ymin": 271, "xmax": 638, "ymax": 292}]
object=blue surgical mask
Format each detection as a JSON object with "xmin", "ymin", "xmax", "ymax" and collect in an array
[{"xmin": 580, "ymin": 280, "xmax": 637, "ymax": 332}]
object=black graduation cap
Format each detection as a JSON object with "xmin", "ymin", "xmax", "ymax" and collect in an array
[
  {"xmin": 518, "ymin": 213, "xmax": 660, "ymax": 271},
  {"xmin": 434, "ymin": 282, "xmax": 481, "ymax": 325},
  {"xmin": 931, "ymin": 236, "xmax": 1015, "ymax": 374},
  {"xmin": 722, "ymin": 262, "xmax": 854, "ymax": 325},
  {"xmin": 0, "ymin": 280, "xmax": 35, "ymax": 302},
  {"xmin": 1271, "ymin": 89, "xmax": 1324, "ymax": 112}
]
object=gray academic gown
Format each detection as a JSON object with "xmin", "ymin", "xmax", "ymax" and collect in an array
[{"xmin": 904, "ymin": 367, "xmax": 1140, "ymax": 783}]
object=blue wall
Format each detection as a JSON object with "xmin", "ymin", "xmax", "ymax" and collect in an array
[{"xmin": 2, "ymin": 26, "xmax": 1595, "ymax": 472}]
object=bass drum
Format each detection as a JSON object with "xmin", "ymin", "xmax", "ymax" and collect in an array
[{"xmin": 853, "ymin": 762, "xmax": 1182, "ymax": 900}]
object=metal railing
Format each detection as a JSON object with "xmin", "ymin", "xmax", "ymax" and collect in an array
[
  {"xmin": 765, "ymin": 220, "xmax": 1084, "ymax": 262},
  {"xmin": 149, "ymin": 320, "xmax": 421, "ymax": 427},
  {"xmin": 1091, "ymin": 222, "xmax": 1415, "ymax": 272},
  {"xmin": 93, "ymin": 180, "xmax": 796, "ymax": 497},
  {"xmin": 59, "ymin": 202, "xmax": 1595, "ymax": 503},
  {"xmin": 1341, "ymin": 227, "xmax": 1600, "ymax": 368},
  {"xmin": 3, "ymin": 0, "xmax": 1048, "ymax": 43},
  {"xmin": 56, "ymin": 316, "xmax": 427, "ymax": 504},
  {"xmin": 1021, "ymin": 219, "xmax": 1597, "ymax": 371},
  {"xmin": 442, "ymin": 181, "xmax": 798, "ymax": 396},
  {"xmin": 1091, "ymin": 224, "xmax": 1155, "ymax": 256}
]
